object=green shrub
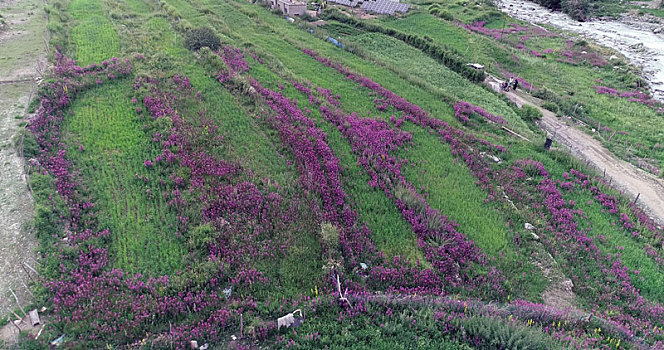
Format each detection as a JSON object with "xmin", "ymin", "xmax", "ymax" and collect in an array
[
  {"xmin": 473, "ymin": 10, "xmax": 503, "ymax": 23},
  {"xmin": 197, "ymin": 46, "xmax": 227, "ymax": 72},
  {"xmin": 541, "ymin": 101, "xmax": 559, "ymax": 114},
  {"xmin": 439, "ymin": 10, "xmax": 454, "ymax": 20},
  {"xmin": 186, "ymin": 223, "xmax": 217, "ymax": 250},
  {"xmin": 33, "ymin": 204, "xmax": 61, "ymax": 240},
  {"xmin": 46, "ymin": 21, "xmax": 64, "ymax": 35},
  {"xmin": 21, "ymin": 131, "xmax": 40, "ymax": 159},
  {"xmin": 573, "ymin": 39, "xmax": 588, "ymax": 47},
  {"xmin": 533, "ymin": 88, "xmax": 589, "ymax": 119},
  {"xmin": 519, "ymin": 105, "xmax": 542, "ymax": 122},
  {"xmin": 162, "ymin": 4, "xmax": 177, "ymax": 16},
  {"xmin": 393, "ymin": 184, "xmax": 426, "ymax": 214},
  {"xmin": 169, "ymin": 260, "xmax": 220, "ymax": 291},
  {"xmin": 532, "ymin": 88, "xmax": 556, "ymax": 101},
  {"xmin": 320, "ymin": 223, "xmax": 340, "ymax": 250},
  {"xmin": 184, "ymin": 27, "xmax": 222, "ymax": 51},
  {"xmin": 462, "ymin": 316, "xmax": 561, "ymax": 349},
  {"xmin": 299, "ymin": 11, "xmax": 315, "ymax": 21},
  {"xmin": 27, "ymin": 96, "xmax": 41, "ymax": 113},
  {"xmin": 562, "ymin": 0, "xmax": 590, "ymax": 21},
  {"xmin": 531, "ymin": 0, "xmax": 561, "ymax": 10},
  {"xmin": 177, "ymin": 19, "xmax": 192, "ymax": 31}
]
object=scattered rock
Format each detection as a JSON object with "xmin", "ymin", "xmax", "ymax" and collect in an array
[
  {"xmin": 530, "ymin": 232, "xmax": 540, "ymax": 240},
  {"xmin": 609, "ymin": 55, "xmax": 618, "ymax": 60},
  {"xmin": 654, "ymin": 27, "xmax": 662, "ymax": 34},
  {"xmin": 561, "ymin": 279, "xmax": 574, "ymax": 292},
  {"xmin": 525, "ymin": 222, "xmax": 535, "ymax": 230},
  {"xmin": 480, "ymin": 151, "xmax": 502, "ymax": 163}
]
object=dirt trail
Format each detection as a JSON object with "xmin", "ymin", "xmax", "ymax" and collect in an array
[
  {"xmin": 488, "ymin": 78, "xmax": 664, "ymax": 312},
  {"xmin": 502, "ymin": 85, "xmax": 664, "ymax": 227},
  {"xmin": 0, "ymin": 0, "xmax": 46, "ymax": 343}
]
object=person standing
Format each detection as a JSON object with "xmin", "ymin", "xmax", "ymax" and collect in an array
[{"xmin": 512, "ymin": 78, "xmax": 519, "ymax": 91}]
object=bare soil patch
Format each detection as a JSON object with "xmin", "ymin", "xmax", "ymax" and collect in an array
[
  {"xmin": 0, "ymin": 312, "xmax": 43, "ymax": 346},
  {"xmin": 0, "ymin": 84, "xmax": 38, "ymax": 342},
  {"xmin": 0, "ymin": 0, "xmax": 46, "ymax": 345}
]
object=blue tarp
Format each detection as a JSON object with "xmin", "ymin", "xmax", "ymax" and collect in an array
[{"xmin": 327, "ymin": 37, "xmax": 344, "ymax": 48}]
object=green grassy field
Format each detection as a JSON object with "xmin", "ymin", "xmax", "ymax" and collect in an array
[
  {"xmin": 63, "ymin": 81, "xmax": 186, "ymax": 275},
  {"xmin": 69, "ymin": 0, "xmax": 120, "ymax": 65}
]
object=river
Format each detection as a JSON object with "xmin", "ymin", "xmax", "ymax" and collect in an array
[{"xmin": 495, "ymin": 0, "xmax": 664, "ymax": 101}]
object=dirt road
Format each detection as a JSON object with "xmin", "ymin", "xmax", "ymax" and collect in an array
[
  {"xmin": 503, "ymin": 87, "xmax": 664, "ymax": 227},
  {"xmin": 0, "ymin": 0, "xmax": 45, "ymax": 341}
]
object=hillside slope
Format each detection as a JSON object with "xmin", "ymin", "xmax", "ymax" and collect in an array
[{"xmin": 8, "ymin": 0, "xmax": 664, "ymax": 348}]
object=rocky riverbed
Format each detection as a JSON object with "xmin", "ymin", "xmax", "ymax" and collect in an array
[{"xmin": 495, "ymin": 0, "xmax": 664, "ymax": 101}]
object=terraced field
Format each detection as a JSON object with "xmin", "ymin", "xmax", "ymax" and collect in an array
[{"xmin": 8, "ymin": 0, "xmax": 664, "ymax": 347}]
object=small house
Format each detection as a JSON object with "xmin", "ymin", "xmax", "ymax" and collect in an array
[{"xmin": 277, "ymin": 0, "xmax": 307, "ymax": 16}]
